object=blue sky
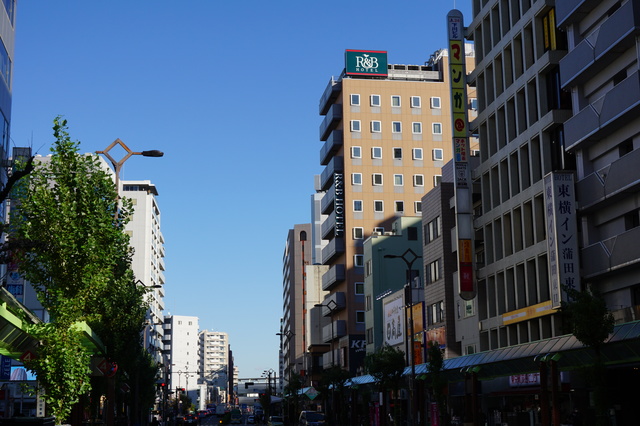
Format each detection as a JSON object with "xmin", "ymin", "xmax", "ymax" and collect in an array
[{"xmin": 10, "ymin": 1, "xmax": 472, "ymax": 379}]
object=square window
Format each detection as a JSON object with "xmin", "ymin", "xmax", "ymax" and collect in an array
[
  {"xmin": 470, "ymin": 98, "xmax": 478, "ymax": 110},
  {"xmin": 394, "ymin": 174, "xmax": 404, "ymax": 186},
  {"xmin": 351, "ymin": 120, "xmax": 361, "ymax": 132},
  {"xmin": 355, "ymin": 282, "xmax": 365, "ymax": 295},
  {"xmin": 391, "ymin": 95, "xmax": 401, "ymax": 107},
  {"xmin": 356, "ymin": 311, "xmax": 365, "ymax": 323},
  {"xmin": 371, "ymin": 121, "xmax": 382, "ymax": 133},
  {"xmin": 412, "ymin": 122, "xmax": 422, "ymax": 134},
  {"xmin": 393, "ymin": 147, "xmax": 402, "ymax": 159},
  {"xmin": 373, "ymin": 174, "xmax": 383, "ymax": 186},
  {"xmin": 351, "ymin": 146, "xmax": 362, "ymax": 158},
  {"xmin": 395, "ymin": 201, "xmax": 404, "ymax": 212},
  {"xmin": 350, "ymin": 94, "xmax": 360, "ymax": 106},
  {"xmin": 414, "ymin": 175, "xmax": 424, "ymax": 186},
  {"xmin": 415, "ymin": 201, "xmax": 422, "ymax": 213},
  {"xmin": 353, "ymin": 227, "xmax": 364, "ymax": 239},
  {"xmin": 370, "ymin": 94, "xmax": 381, "ymax": 106},
  {"xmin": 433, "ymin": 148, "xmax": 444, "ymax": 160},
  {"xmin": 372, "ymin": 147, "xmax": 382, "ymax": 159},
  {"xmin": 354, "ymin": 254, "xmax": 364, "ymax": 267},
  {"xmin": 430, "ymin": 97, "xmax": 441, "ymax": 109},
  {"xmin": 413, "ymin": 148, "xmax": 423, "ymax": 160},
  {"xmin": 352, "ymin": 173, "xmax": 362, "ymax": 185},
  {"xmin": 374, "ymin": 200, "xmax": 384, "ymax": 212},
  {"xmin": 434, "ymin": 175, "xmax": 442, "ymax": 186},
  {"xmin": 373, "ymin": 226, "xmax": 384, "ymax": 234},
  {"xmin": 411, "ymin": 96, "xmax": 421, "ymax": 108},
  {"xmin": 432, "ymin": 122, "xmax": 443, "ymax": 134},
  {"xmin": 353, "ymin": 200, "xmax": 363, "ymax": 212},
  {"xmin": 392, "ymin": 121, "xmax": 402, "ymax": 133}
]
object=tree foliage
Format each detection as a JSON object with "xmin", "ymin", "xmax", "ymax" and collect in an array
[
  {"xmin": 426, "ymin": 342, "xmax": 447, "ymax": 426},
  {"xmin": 364, "ymin": 345, "xmax": 406, "ymax": 425},
  {"xmin": 9, "ymin": 117, "xmax": 149, "ymax": 422}
]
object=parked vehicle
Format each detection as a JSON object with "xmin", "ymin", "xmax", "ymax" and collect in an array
[
  {"xmin": 247, "ymin": 415, "xmax": 255, "ymax": 424},
  {"xmin": 268, "ymin": 415, "xmax": 284, "ymax": 426},
  {"xmin": 230, "ymin": 408, "xmax": 242, "ymax": 424}
]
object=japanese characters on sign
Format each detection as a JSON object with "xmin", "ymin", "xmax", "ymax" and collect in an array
[{"xmin": 544, "ymin": 172, "xmax": 581, "ymax": 308}]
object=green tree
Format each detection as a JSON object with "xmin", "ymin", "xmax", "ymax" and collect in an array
[
  {"xmin": 320, "ymin": 365, "xmax": 352, "ymax": 426},
  {"xmin": 426, "ymin": 342, "xmax": 447, "ymax": 426},
  {"xmin": 562, "ymin": 283, "xmax": 615, "ymax": 426},
  {"xmin": 9, "ymin": 117, "xmax": 142, "ymax": 422},
  {"xmin": 364, "ymin": 345, "xmax": 406, "ymax": 426}
]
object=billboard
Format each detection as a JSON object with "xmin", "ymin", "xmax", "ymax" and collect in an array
[
  {"xmin": 345, "ymin": 50, "xmax": 388, "ymax": 76},
  {"xmin": 384, "ymin": 297, "xmax": 404, "ymax": 346}
]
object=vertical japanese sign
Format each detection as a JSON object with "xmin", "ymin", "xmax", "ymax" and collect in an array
[
  {"xmin": 384, "ymin": 297, "xmax": 405, "ymax": 346},
  {"xmin": 544, "ymin": 172, "xmax": 580, "ymax": 308},
  {"xmin": 447, "ymin": 9, "xmax": 476, "ymax": 300}
]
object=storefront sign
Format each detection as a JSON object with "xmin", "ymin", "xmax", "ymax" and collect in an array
[{"xmin": 345, "ymin": 50, "xmax": 388, "ymax": 76}]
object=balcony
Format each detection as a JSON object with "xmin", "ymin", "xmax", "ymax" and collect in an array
[
  {"xmin": 318, "ymin": 292, "xmax": 347, "ymax": 316},
  {"xmin": 320, "ymin": 319, "xmax": 347, "ymax": 343},
  {"xmin": 320, "ymin": 186, "xmax": 335, "ymax": 214},
  {"xmin": 565, "ymin": 70, "xmax": 640, "ymax": 151},
  {"xmin": 322, "ymin": 264, "xmax": 346, "ymax": 290},
  {"xmin": 321, "ymin": 237, "xmax": 345, "ymax": 264},
  {"xmin": 321, "ymin": 210, "xmax": 337, "ymax": 239},
  {"xmin": 319, "ymin": 103, "xmax": 343, "ymax": 141},
  {"xmin": 560, "ymin": 0, "xmax": 640, "ymax": 88},
  {"xmin": 581, "ymin": 226, "xmax": 640, "ymax": 279},
  {"xmin": 319, "ymin": 77, "xmax": 342, "ymax": 115},
  {"xmin": 576, "ymin": 148, "xmax": 640, "ymax": 211},
  {"xmin": 319, "ymin": 156, "xmax": 344, "ymax": 191},
  {"xmin": 320, "ymin": 130, "xmax": 343, "ymax": 165},
  {"xmin": 556, "ymin": 0, "xmax": 600, "ymax": 27}
]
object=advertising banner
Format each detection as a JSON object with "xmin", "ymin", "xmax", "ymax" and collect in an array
[
  {"xmin": 384, "ymin": 297, "xmax": 404, "ymax": 346},
  {"xmin": 345, "ymin": 50, "xmax": 388, "ymax": 76}
]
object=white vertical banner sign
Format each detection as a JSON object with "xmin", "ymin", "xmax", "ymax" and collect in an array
[
  {"xmin": 447, "ymin": 9, "xmax": 476, "ymax": 300},
  {"xmin": 544, "ymin": 172, "xmax": 581, "ymax": 308}
]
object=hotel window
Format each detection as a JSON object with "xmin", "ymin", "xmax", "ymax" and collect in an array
[
  {"xmin": 433, "ymin": 148, "xmax": 444, "ymax": 161},
  {"xmin": 352, "ymin": 173, "xmax": 362, "ymax": 185},
  {"xmin": 354, "ymin": 254, "xmax": 364, "ymax": 267},
  {"xmin": 372, "ymin": 147, "xmax": 382, "ymax": 159},
  {"xmin": 412, "ymin": 122, "xmax": 422, "ymax": 134},
  {"xmin": 430, "ymin": 97, "xmax": 441, "ymax": 109},
  {"xmin": 370, "ymin": 94, "xmax": 381, "ymax": 106},
  {"xmin": 355, "ymin": 282, "xmax": 365, "ymax": 295},
  {"xmin": 470, "ymin": 98, "xmax": 478, "ymax": 110},
  {"xmin": 351, "ymin": 120, "xmax": 361, "ymax": 132},
  {"xmin": 413, "ymin": 148, "xmax": 423, "ymax": 160},
  {"xmin": 394, "ymin": 174, "xmax": 404, "ymax": 186},
  {"xmin": 391, "ymin": 95, "xmax": 401, "ymax": 107},
  {"xmin": 432, "ymin": 122, "xmax": 443, "ymax": 134},
  {"xmin": 350, "ymin": 94, "xmax": 360, "ymax": 106},
  {"xmin": 353, "ymin": 227, "xmax": 364, "ymax": 239},
  {"xmin": 373, "ymin": 173, "xmax": 383, "ymax": 186},
  {"xmin": 393, "ymin": 147, "xmax": 402, "ymax": 159},
  {"xmin": 371, "ymin": 120, "xmax": 382, "ymax": 133},
  {"xmin": 392, "ymin": 121, "xmax": 402, "ymax": 133},
  {"xmin": 351, "ymin": 146, "xmax": 362, "ymax": 158},
  {"xmin": 374, "ymin": 226, "xmax": 384, "ymax": 234},
  {"xmin": 411, "ymin": 96, "xmax": 421, "ymax": 108},
  {"xmin": 413, "ymin": 174, "xmax": 424, "ymax": 187},
  {"xmin": 434, "ymin": 175, "xmax": 442, "ymax": 186},
  {"xmin": 356, "ymin": 311, "xmax": 365, "ymax": 323},
  {"xmin": 374, "ymin": 200, "xmax": 384, "ymax": 212},
  {"xmin": 414, "ymin": 201, "xmax": 422, "ymax": 213},
  {"xmin": 395, "ymin": 201, "xmax": 404, "ymax": 213},
  {"xmin": 353, "ymin": 200, "xmax": 363, "ymax": 212}
]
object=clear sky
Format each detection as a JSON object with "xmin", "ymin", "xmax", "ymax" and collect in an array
[{"xmin": 10, "ymin": 1, "xmax": 472, "ymax": 379}]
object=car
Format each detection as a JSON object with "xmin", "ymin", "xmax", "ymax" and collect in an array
[
  {"xmin": 184, "ymin": 413, "xmax": 198, "ymax": 424},
  {"xmin": 247, "ymin": 415, "xmax": 255, "ymax": 424},
  {"xmin": 268, "ymin": 416, "xmax": 284, "ymax": 426},
  {"xmin": 298, "ymin": 411, "xmax": 325, "ymax": 426}
]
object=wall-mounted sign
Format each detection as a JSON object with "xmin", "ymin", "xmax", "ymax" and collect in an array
[{"xmin": 345, "ymin": 50, "xmax": 388, "ymax": 76}]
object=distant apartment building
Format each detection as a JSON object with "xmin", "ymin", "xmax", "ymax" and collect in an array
[
  {"xmin": 122, "ymin": 180, "xmax": 166, "ymax": 361},
  {"xmin": 164, "ymin": 315, "xmax": 200, "ymax": 397},
  {"xmin": 199, "ymin": 330, "xmax": 229, "ymax": 404},
  {"xmin": 314, "ymin": 48, "xmax": 475, "ymax": 372}
]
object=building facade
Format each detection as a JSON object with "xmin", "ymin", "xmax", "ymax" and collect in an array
[
  {"xmin": 315, "ymin": 48, "xmax": 475, "ymax": 372},
  {"xmin": 199, "ymin": 330, "xmax": 229, "ymax": 405},
  {"xmin": 164, "ymin": 315, "xmax": 200, "ymax": 399},
  {"xmin": 122, "ymin": 180, "xmax": 166, "ymax": 361}
]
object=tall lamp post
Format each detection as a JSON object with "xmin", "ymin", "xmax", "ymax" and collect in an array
[
  {"xmin": 385, "ymin": 248, "xmax": 422, "ymax": 426},
  {"xmin": 314, "ymin": 300, "xmax": 338, "ymax": 424},
  {"xmin": 277, "ymin": 331, "xmax": 295, "ymax": 423}
]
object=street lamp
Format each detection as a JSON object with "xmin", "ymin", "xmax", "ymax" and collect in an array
[
  {"xmin": 277, "ymin": 331, "xmax": 296, "ymax": 423},
  {"xmin": 314, "ymin": 300, "xmax": 338, "ymax": 366},
  {"xmin": 385, "ymin": 248, "xmax": 422, "ymax": 426},
  {"xmin": 96, "ymin": 139, "xmax": 163, "ymax": 219}
]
